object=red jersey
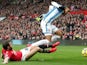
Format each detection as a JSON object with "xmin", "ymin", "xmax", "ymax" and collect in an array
[{"xmin": 2, "ymin": 48, "xmax": 22, "ymax": 61}]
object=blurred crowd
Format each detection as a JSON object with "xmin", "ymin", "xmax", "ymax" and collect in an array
[{"xmin": 0, "ymin": 0, "xmax": 87, "ymax": 40}]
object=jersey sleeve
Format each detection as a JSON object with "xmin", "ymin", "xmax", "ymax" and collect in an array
[
  {"xmin": 2, "ymin": 49, "xmax": 6, "ymax": 54},
  {"xmin": 4, "ymin": 51, "xmax": 13, "ymax": 59}
]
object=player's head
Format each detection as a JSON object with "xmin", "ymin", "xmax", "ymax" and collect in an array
[
  {"xmin": 63, "ymin": 7, "xmax": 70, "ymax": 15},
  {"xmin": 2, "ymin": 40, "xmax": 12, "ymax": 50},
  {"xmin": 51, "ymin": 1, "xmax": 70, "ymax": 15},
  {"xmin": 59, "ymin": 6, "xmax": 70, "ymax": 15}
]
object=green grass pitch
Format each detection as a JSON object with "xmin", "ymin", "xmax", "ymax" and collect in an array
[{"xmin": 0, "ymin": 45, "xmax": 87, "ymax": 65}]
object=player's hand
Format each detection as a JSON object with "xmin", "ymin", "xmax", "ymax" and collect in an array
[
  {"xmin": 2, "ymin": 62, "xmax": 8, "ymax": 64},
  {"xmin": 2, "ymin": 56, "xmax": 9, "ymax": 64}
]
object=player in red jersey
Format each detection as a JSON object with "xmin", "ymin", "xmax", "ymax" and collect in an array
[{"xmin": 1, "ymin": 40, "xmax": 60, "ymax": 64}]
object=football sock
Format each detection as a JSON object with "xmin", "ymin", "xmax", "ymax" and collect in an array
[
  {"xmin": 39, "ymin": 48, "xmax": 57, "ymax": 53},
  {"xmin": 38, "ymin": 44, "xmax": 52, "ymax": 49}
]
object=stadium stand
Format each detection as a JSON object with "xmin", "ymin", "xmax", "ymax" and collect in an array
[{"xmin": 0, "ymin": 0, "xmax": 87, "ymax": 40}]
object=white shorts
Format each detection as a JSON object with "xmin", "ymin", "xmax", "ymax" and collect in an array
[
  {"xmin": 20, "ymin": 47, "xmax": 31, "ymax": 61},
  {"xmin": 41, "ymin": 21, "xmax": 58, "ymax": 36}
]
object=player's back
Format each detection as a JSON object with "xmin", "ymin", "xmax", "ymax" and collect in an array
[{"xmin": 42, "ymin": 5, "xmax": 63, "ymax": 24}]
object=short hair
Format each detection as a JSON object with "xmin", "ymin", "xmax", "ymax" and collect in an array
[{"xmin": 2, "ymin": 40, "xmax": 11, "ymax": 50}]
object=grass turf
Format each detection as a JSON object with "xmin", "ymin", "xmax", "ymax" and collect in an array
[{"xmin": 0, "ymin": 45, "xmax": 87, "ymax": 65}]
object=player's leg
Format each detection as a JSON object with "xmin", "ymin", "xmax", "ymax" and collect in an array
[
  {"xmin": 25, "ymin": 46, "xmax": 41, "ymax": 60},
  {"xmin": 55, "ymin": 30, "xmax": 63, "ymax": 37},
  {"xmin": 26, "ymin": 44, "xmax": 57, "ymax": 53},
  {"xmin": 39, "ymin": 47, "xmax": 57, "ymax": 53},
  {"xmin": 51, "ymin": 1, "xmax": 62, "ymax": 8},
  {"xmin": 45, "ymin": 35, "xmax": 52, "ymax": 42},
  {"xmin": 38, "ymin": 41, "xmax": 60, "ymax": 49},
  {"xmin": 52, "ymin": 25, "xmax": 63, "ymax": 38},
  {"xmin": 51, "ymin": 1, "xmax": 70, "ymax": 15},
  {"xmin": 38, "ymin": 42, "xmax": 60, "ymax": 53},
  {"xmin": 25, "ymin": 46, "xmax": 57, "ymax": 59},
  {"xmin": 40, "ymin": 20, "xmax": 53, "ymax": 42},
  {"xmin": 27, "ymin": 42, "xmax": 60, "ymax": 53},
  {"xmin": 31, "ymin": 39, "xmax": 50, "ymax": 46}
]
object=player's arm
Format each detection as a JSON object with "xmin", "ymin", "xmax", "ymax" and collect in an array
[
  {"xmin": 1, "ymin": 53, "xmax": 3, "ymax": 58},
  {"xmin": 2, "ymin": 56, "xmax": 9, "ymax": 64},
  {"xmin": 35, "ymin": 14, "xmax": 43, "ymax": 22},
  {"xmin": 1, "ymin": 53, "xmax": 4, "ymax": 59}
]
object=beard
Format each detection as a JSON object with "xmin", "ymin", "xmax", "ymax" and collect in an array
[{"xmin": 9, "ymin": 47, "xmax": 12, "ymax": 50}]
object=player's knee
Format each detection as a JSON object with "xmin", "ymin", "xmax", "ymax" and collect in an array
[
  {"xmin": 56, "ymin": 30, "xmax": 63, "ymax": 36},
  {"xmin": 35, "ymin": 46, "xmax": 41, "ymax": 51},
  {"xmin": 31, "ymin": 46, "xmax": 40, "ymax": 51},
  {"xmin": 60, "ymin": 30, "xmax": 63, "ymax": 35}
]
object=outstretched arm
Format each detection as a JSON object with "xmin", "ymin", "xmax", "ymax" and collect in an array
[{"xmin": 2, "ymin": 56, "xmax": 9, "ymax": 64}]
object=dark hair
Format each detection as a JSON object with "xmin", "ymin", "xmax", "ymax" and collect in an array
[
  {"xmin": 59, "ymin": 6, "xmax": 65, "ymax": 10},
  {"xmin": 2, "ymin": 40, "xmax": 10, "ymax": 50}
]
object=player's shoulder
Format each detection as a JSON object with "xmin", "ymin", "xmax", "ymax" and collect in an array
[
  {"xmin": 2, "ymin": 48, "xmax": 6, "ymax": 52},
  {"xmin": 5, "ymin": 49, "xmax": 14, "ymax": 54}
]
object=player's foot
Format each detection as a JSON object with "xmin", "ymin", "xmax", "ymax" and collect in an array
[
  {"xmin": 51, "ymin": 1, "xmax": 62, "ymax": 8},
  {"xmin": 49, "ymin": 48, "xmax": 57, "ymax": 53},
  {"xmin": 52, "ymin": 42, "xmax": 60, "ymax": 48},
  {"xmin": 26, "ymin": 44, "xmax": 31, "ymax": 47}
]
